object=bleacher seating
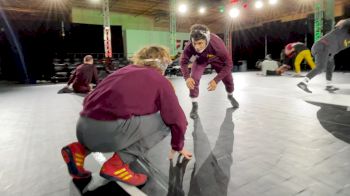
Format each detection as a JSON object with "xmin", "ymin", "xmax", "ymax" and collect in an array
[
  {"xmin": 50, "ymin": 53, "xmax": 213, "ymax": 82},
  {"xmin": 51, "ymin": 58, "xmax": 69, "ymax": 83},
  {"xmin": 50, "ymin": 53, "xmax": 127, "ymax": 83}
]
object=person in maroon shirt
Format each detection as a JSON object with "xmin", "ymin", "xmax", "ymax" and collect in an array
[
  {"xmin": 180, "ymin": 24, "xmax": 239, "ymax": 119},
  {"xmin": 66, "ymin": 55, "xmax": 99, "ymax": 93},
  {"xmin": 61, "ymin": 46, "xmax": 192, "ymax": 186}
]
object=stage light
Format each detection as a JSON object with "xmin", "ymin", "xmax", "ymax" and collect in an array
[
  {"xmin": 178, "ymin": 4, "xmax": 188, "ymax": 13},
  {"xmin": 229, "ymin": 7, "xmax": 240, "ymax": 18},
  {"xmin": 219, "ymin": 6, "xmax": 225, "ymax": 13},
  {"xmin": 199, "ymin": 7, "xmax": 206, "ymax": 14},
  {"xmin": 255, "ymin": 0, "xmax": 263, "ymax": 9},
  {"xmin": 268, "ymin": 0, "xmax": 278, "ymax": 5}
]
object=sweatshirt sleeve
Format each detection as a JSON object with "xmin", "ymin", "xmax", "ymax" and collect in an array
[
  {"xmin": 335, "ymin": 18, "xmax": 350, "ymax": 29},
  {"xmin": 67, "ymin": 69, "xmax": 76, "ymax": 86},
  {"xmin": 213, "ymin": 37, "xmax": 233, "ymax": 83},
  {"xmin": 93, "ymin": 65, "xmax": 99, "ymax": 84},
  {"xmin": 180, "ymin": 43, "xmax": 194, "ymax": 80},
  {"xmin": 158, "ymin": 79, "xmax": 188, "ymax": 151}
]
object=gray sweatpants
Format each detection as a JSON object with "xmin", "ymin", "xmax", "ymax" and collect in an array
[
  {"xmin": 307, "ymin": 42, "xmax": 335, "ymax": 81},
  {"xmin": 76, "ymin": 113, "xmax": 170, "ymax": 163}
]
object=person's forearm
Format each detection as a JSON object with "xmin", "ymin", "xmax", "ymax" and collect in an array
[{"xmin": 213, "ymin": 64, "xmax": 232, "ymax": 83}]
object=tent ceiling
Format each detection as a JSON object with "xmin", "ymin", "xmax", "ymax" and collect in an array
[{"xmin": 1, "ymin": 0, "xmax": 349, "ymax": 32}]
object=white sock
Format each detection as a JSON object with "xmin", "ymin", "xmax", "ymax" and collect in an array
[
  {"xmin": 191, "ymin": 98, "xmax": 198, "ymax": 102},
  {"xmin": 326, "ymin": 80, "xmax": 332, "ymax": 86},
  {"xmin": 227, "ymin": 92, "xmax": 233, "ymax": 96}
]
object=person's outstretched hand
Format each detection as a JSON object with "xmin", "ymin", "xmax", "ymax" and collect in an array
[
  {"xmin": 186, "ymin": 78, "xmax": 195, "ymax": 90},
  {"xmin": 168, "ymin": 148, "xmax": 193, "ymax": 160},
  {"xmin": 207, "ymin": 80, "xmax": 217, "ymax": 91}
]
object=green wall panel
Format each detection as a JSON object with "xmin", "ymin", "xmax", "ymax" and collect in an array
[
  {"xmin": 71, "ymin": 7, "xmax": 190, "ymax": 57},
  {"xmin": 125, "ymin": 29, "xmax": 189, "ymax": 57},
  {"xmin": 72, "ymin": 7, "xmax": 156, "ymax": 30}
]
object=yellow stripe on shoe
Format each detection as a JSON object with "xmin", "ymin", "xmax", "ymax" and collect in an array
[
  {"xmin": 118, "ymin": 172, "xmax": 130, "ymax": 178},
  {"xmin": 114, "ymin": 168, "xmax": 126, "ymax": 175},
  {"xmin": 122, "ymin": 175, "xmax": 132, "ymax": 181},
  {"xmin": 75, "ymin": 158, "xmax": 83, "ymax": 163},
  {"xmin": 75, "ymin": 154, "xmax": 84, "ymax": 158}
]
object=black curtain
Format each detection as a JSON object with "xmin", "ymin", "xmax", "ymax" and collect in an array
[
  {"xmin": 64, "ymin": 23, "xmax": 123, "ymax": 55},
  {"xmin": 0, "ymin": 19, "xmax": 124, "ymax": 81}
]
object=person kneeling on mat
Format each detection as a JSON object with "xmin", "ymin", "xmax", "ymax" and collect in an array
[
  {"xmin": 66, "ymin": 55, "xmax": 99, "ymax": 93},
  {"xmin": 256, "ymin": 54, "xmax": 290, "ymax": 76},
  {"xmin": 61, "ymin": 46, "xmax": 192, "ymax": 186}
]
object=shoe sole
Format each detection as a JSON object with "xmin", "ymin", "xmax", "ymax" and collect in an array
[
  {"xmin": 325, "ymin": 89, "xmax": 339, "ymax": 93},
  {"xmin": 61, "ymin": 147, "xmax": 90, "ymax": 179},
  {"xmin": 100, "ymin": 173, "xmax": 147, "ymax": 186},
  {"xmin": 326, "ymin": 87, "xmax": 339, "ymax": 91},
  {"xmin": 297, "ymin": 84, "xmax": 312, "ymax": 93}
]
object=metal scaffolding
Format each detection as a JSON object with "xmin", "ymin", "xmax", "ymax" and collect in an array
[
  {"xmin": 324, "ymin": 0, "xmax": 335, "ymax": 34},
  {"xmin": 103, "ymin": 0, "xmax": 112, "ymax": 58},
  {"xmin": 314, "ymin": 1, "xmax": 323, "ymax": 42},
  {"xmin": 224, "ymin": 20, "xmax": 232, "ymax": 55},
  {"xmin": 314, "ymin": 0, "xmax": 334, "ymax": 42},
  {"xmin": 170, "ymin": 0, "xmax": 176, "ymax": 55}
]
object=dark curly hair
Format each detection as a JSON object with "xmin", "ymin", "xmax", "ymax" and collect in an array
[{"xmin": 190, "ymin": 24, "xmax": 210, "ymax": 41}]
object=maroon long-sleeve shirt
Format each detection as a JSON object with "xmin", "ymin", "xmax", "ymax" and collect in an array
[
  {"xmin": 80, "ymin": 65, "xmax": 188, "ymax": 151},
  {"xmin": 68, "ymin": 63, "xmax": 99, "ymax": 93},
  {"xmin": 180, "ymin": 33, "xmax": 233, "ymax": 83}
]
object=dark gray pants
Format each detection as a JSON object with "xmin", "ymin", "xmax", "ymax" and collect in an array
[
  {"xmin": 307, "ymin": 42, "xmax": 335, "ymax": 81},
  {"xmin": 76, "ymin": 113, "xmax": 170, "ymax": 163}
]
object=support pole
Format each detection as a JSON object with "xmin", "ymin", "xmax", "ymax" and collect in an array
[
  {"xmin": 323, "ymin": 0, "xmax": 335, "ymax": 34},
  {"xmin": 224, "ymin": 20, "xmax": 232, "ymax": 56},
  {"xmin": 170, "ymin": 0, "xmax": 176, "ymax": 55},
  {"xmin": 103, "ymin": 0, "xmax": 112, "ymax": 58},
  {"xmin": 314, "ymin": 0, "xmax": 323, "ymax": 42},
  {"xmin": 264, "ymin": 34, "xmax": 267, "ymax": 57}
]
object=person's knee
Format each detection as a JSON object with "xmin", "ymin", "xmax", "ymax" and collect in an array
[
  {"xmin": 226, "ymin": 87, "xmax": 234, "ymax": 93},
  {"xmin": 191, "ymin": 76, "xmax": 201, "ymax": 84}
]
